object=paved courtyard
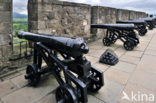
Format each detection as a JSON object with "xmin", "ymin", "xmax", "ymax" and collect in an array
[{"xmin": 0, "ymin": 29, "xmax": 156, "ymax": 103}]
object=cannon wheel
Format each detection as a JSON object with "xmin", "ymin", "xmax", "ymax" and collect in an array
[
  {"xmin": 132, "ymin": 35, "xmax": 139, "ymax": 46},
  {"xmin": 149, "ymin": 25, "xmax": 154, "ymax": 30},
  {"xmin": 139, "ymin": 29, "xmax": 147, "ymax": 36},
  {"xmin": 56, "ymin": 85, "xmax": 77, "ymax": 103},
  {"xmin": 26, "ymin": 64, "xmax": 41, "ymax": 86},
  {"xmin": 111, "ymin": 36, "xmax": 118, "ymax": 44},
  {"xmin": 88, "ymin": 71, "xmax": 102, "ymax": 92},
  {"xmin": 103, "ymin": 37, "xmax": 111, "ymax": 46},
  {"xmin": 124, "ymin": 41, "xmax": 134, "ymax": 51}
]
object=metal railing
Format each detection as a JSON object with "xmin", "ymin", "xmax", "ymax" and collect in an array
[{"xmin": 9, "ymin": 41, "xmax": 33, "ymax": 61}]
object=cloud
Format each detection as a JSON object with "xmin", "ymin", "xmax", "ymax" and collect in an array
[
  {"xmin": 60, "ymin": 0, "xmax": 156, "ymax": 14},
  {"xmin": 13, "ymin": 0, "xmax": 28, "ymax": 14},
  {"xmin": 13, "ymin": 0, "xmax": 156, "ymax": 14},
  {"xmin": 112, "ymin": 0, "xmax": 156, "ymax": 14},
  {"xmin": 61, "ymin": 0, "xmax": 101, "ymax": 5}
]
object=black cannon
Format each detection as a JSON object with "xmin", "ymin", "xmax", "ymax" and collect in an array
[
  {"xmin": 18, "ymin": 31, "xmax": 104, "ymax": 103},
  {"xmin": 116, "ymin": 20, "xmax": 147, "ymax": 36},
  {"xmin": 139, "ymin": 17, "xmax": 155, "ymax": 30},
  {"xmin": 152, "ymin": 17, "xmax": 156, "ymax": 27},
  {"xmin": 91, "ymin": 24, "xmax": 139, "ymax": 51}
]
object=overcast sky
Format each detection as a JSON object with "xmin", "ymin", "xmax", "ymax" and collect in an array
[{"xmin": 13, "ymin": 0, "xmax": 156, "ymax": 15}]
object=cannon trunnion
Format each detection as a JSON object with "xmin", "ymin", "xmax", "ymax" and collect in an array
[{"xmin": 18, "ymin": 31, "xmax": 104, "ymax": 103}]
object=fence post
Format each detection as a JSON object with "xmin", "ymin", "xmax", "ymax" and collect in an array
[
  {"xmin": 25, "ymin": 41, "xmax": 28, "ymax": 57},
  {"xmin": 20, "ymin": 42, "xmax": 22, "ymax": 57}
]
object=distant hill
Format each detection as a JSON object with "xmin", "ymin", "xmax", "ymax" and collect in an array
[{"xmin": 13, "ymin": 12, "xmax": 28, "ymax": 18}]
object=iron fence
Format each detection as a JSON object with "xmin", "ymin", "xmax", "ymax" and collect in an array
[{"xmin": 9, "ymin": 41, "xmax": 33, "ymax": 61}]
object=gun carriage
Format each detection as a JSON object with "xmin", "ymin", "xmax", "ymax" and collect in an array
[
  {"xmin": 18, "ymin": 31, "xmax": 104, "ymax": 103},
  {"xmin": 116, "ymin": 20, "xmax": 147, "ymax": 36},
  {"xmin": 151, "ymin": 17, "xmax": 156, "ymax": 27},
  {"xmin": 91, "ymin": 24, "xmax": 139, "ymax": 51},
  {"xmin": 139, "ymin": 17, "xmax": 155, "ymax": 30}
]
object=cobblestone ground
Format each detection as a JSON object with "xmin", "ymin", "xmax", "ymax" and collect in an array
[{"xmin": 0, "ymin": 29, "xmax": 156, "ymax": 103}]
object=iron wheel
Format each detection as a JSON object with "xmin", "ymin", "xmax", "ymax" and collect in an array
[
  {"xmin": 103, "ymin": 37, "xmax": 111, "ymax": 46},
  {"xmin": 124, "ymin": 41, "xmax": 134, "ymax": 51},
  {"xmin": 88, "ymin": 71, "xmax": 102, "ymax": 92},
  {"xmin": 56, "ymin": 85, "xmax": 77, "ymax": 103},
  {"xmin": 25, "ymin": 64, "xmax": 41, "ymax": 86}
]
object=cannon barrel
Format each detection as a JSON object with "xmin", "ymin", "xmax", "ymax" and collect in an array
[
  {"xmin": 91, "ymin": 24, "xmax": 136, "ymax": 30},
  {"xmin": 18, "ymin": 31, "xmax": 89, "ymax": 58},
  {"xmin": 139, "ymin": 17, "xmax": 155, "ymax": 21},
  {"xmin": 117, "ymin": 20, "xmax": 146, "ymax": 25}
]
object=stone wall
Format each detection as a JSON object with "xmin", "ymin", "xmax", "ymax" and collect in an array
[
  {"xmin": 91, "ymin": 7, "xmax": 147, "ymax": 36},
  {"xmin": 28, "ymin": 0, "xmax": 38, "ymax": 33},
  {"xmin": 28, "ymin": 0, "xmax": 147, "ymax": 40},
  {"xmin": 116, "ymin": 9, "xmax": 130, "ymax": 21},
  {"xmin": 29, "ymin": 0, "xmax": 91, "ymax": 39},
  {"xmin": 130, "ymin": 10, "xmax": 147, "ymax": 20},
  {"xmin": 91, "ymin": 6, "xmax": 117, "ymax": 38},
  {"xmin": 136, "ymin": 11, "xmax": 147, "ymax": 19},
  {"xmin": 0, "ymin": 0, "xmax": 12, "ymax": 68},
  {"xmin": 129, "ymin": 11, "xmax": 137, "ymax": 20}
]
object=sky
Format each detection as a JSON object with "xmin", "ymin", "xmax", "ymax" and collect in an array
[
  {"xmin": 13, "ymin": 0, "xmax": 156, "ymax": 15},
  {"xmin": 13, "ymin": 0, "xmax": 28, "ymax": 14}
]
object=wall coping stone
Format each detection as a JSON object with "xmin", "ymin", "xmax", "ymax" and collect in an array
[{"xmin": 38, "ymin": 0, "xmax": 91, "ymax": 7}]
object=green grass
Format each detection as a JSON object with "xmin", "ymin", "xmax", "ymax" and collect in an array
[
  {"xmin": 13, "ymin": 17, "xmax": 28, "ymax": 47},
  {"xmin": 13, "ymin": 18, "xmax": 28, "ymax": 36},
  {"xmin": 11, "ymin": 18, "xmax": 33, "ymax": 59},
  {"xmin": 13, "ymin": 37, "xmax": 27, "ymax": 46},
  {"xmin": 14, "ymin": 37, "xmax": 27, "ymax": 42},
  {"xmin": 13, "ymin": 18, "xmax": 28, "ymax": 24}
]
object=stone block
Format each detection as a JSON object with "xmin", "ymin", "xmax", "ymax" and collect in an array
[
  {"xmin": 1, "ymin": 45, "xmax": 11, "ymax": 61},
  {"xmin": 116, "ymin": 9, "xmax": 130, "ymax": 21},
  {"xmin": 1, "ymin": 75, "xmax": 59, "ymax": 103},
  {"xmin": 28, "ymin": 21, "xmax": 38, "ymax": 30},
  {"xmin": 117, "ymin": 83, "xmax": 155, "ymax": 103},
  {"xmin": 38, "ymin": 21, "xmax": 46, "ymax": 29},
  {"xmin": 114, "ymin": 47, "xmax": 127, "ymax": 58},
  {"xmin": 111, "ymin": 61, "xmax": 136, "ymax": 73},
  {"xmin": 129, "ymin": 11, "xmax": 137, "ymax": 20},
  {"xmin": 120, "ymin": 55, "xmax": 140, "ymax": 65},
  {"xmin": 0, "ymin": 2, "xmax": 12, "ymax": 11},
  {"xmin": 145, "ymin": 49, "xmax": 156, "ymax": 56},
  {"xmin": 0, "ymin": 22, "xmax": 12, "ymax": 34},
  {"xmin": 28, "ymin": 3, "xmax": 38, "ymax": 21},
  {"xmin": 0, "ymin": 0, "xmax": 12, "ymax": 3},
  {"xmin": 10, "ymin": 74, "xmax": 27, "ymax": 88},
  {"xmin": 129, "ymin": 69, "xmax": 156, "ymax": 91},
  {"xmin": 136, "ymin": 55, "xmax": 156, "ymax": 75},
  {"xmin": 105, "ymin": 68, "xmax": 130, "ymax": 85},
  {"xmin": 93, "ymin": 62, "xmax": 109, "ymax": 72},
  {"xmin": 93, "ymin": 79, "xmax": 124, "ymax": 103},
  {"xmin": 85, "ymin": 55, "xmax": 99, "ymax": 64},
  {"xmin": 125, "ymin": 51, "xmax": 143, "ymax": 58},
  {"xmin": 0, "ymin": 80, "xmax": 17, "ymax": 98}
]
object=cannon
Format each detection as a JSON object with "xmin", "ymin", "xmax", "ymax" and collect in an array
[
  {"xmin": 116, "ymin": 20, "xmax": 147, "ymax": 36},
  {"xmin": 139, "ymin": 17, "xmax": 155, "ymax": 30},
  {"xmin": 91, "ymin": 24, "xmax": 139, "ymax": 51},
  {"xmin": 151, "ymin": 17, "xmax": 156, "ymax": 27},
  {"xmin": 18, "ymin": 31, "xmax": 104, "ymax": 103}
]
